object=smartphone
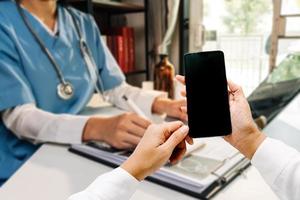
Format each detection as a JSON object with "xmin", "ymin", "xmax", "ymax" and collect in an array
[{"xmin": 184, "ymin": 51, "xmax": 232, "ymax": 138}]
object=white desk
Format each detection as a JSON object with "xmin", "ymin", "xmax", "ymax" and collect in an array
[
  {"xmin": 3, "ymin": 101, "xmax": 298, "ymax": 200},
  {"xmin": 0, "ymin": 143, "xmax": 279, "ymax": 200}
]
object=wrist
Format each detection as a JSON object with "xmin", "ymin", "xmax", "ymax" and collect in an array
[
  {"xmin": 82, "ymin": 117, "xmax": 108, "ymax": 142},
  {"xmin": 121, "ymin": 155, "xmax": 146, "ymax": 181},
  {"xmin": 236, "ymin": 128, "xmax": 266, "ymax": 159}
]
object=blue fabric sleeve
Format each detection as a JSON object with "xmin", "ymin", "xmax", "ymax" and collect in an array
[
  {"xmin": 0, "ymin": 19, "xmax": 35, "ymax": 111},
  {"xmin": 89, "ymin": 16, "xmax": 125, "ymax": 91}
]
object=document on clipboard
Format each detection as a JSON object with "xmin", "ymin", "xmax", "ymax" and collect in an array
[
  {"xmin": 69, "ymin": 137, "xmax": 249, "ymax": 199},
  {"xmin": 70, "ymin": 106, "xmax": 250, "ymax": 199}
]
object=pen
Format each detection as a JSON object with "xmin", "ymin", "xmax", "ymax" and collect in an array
[{"xmin": 122, "ymin": 95, "xmax": 149, "ymax": 120}]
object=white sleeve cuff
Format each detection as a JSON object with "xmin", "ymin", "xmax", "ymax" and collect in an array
[
  {"xmin": 251, "ymin": 137, "xmax": 299, "ymax": 186},
  {"xmin": 2, "ymin": 103, "xmax": 89, "ymax": 144},
  {"xmin": 69, "ymin": 167, "xmax": 139, "ymax": 200},
  {"xmin": 52, "ymin": 115, "xmax": 89, "ymax": 144}
]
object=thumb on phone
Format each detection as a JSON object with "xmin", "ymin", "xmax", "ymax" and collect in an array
[{"xmin": 162, "ymin": 125, "xmax": 189, "ymax": 150}]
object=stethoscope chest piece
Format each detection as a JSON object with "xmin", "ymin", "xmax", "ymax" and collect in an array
[{"xmin": 57, "ymin": 82, "xmax": 74, "ymax": 100}]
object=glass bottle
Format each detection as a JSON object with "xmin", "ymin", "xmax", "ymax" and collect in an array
[{"xmin": 154, "ymin": 54, "xmax": 175, "ymax": 99}]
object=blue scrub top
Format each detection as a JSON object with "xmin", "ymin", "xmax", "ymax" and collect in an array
[{"xmin": 0, "ymin": 0, "xmax": 125, "ymax": 185}]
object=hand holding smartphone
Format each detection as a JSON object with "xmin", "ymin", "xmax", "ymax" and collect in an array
[{"xmin": 184, "ymin": 51, "xmax": 232, "ymax": 138}]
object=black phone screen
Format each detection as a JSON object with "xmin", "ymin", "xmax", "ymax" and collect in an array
[{"xmin": 184, "ymin": 51, "xmax": 232, "ymax": 138}]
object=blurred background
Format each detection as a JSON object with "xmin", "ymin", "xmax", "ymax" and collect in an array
[{"xmin": 71, "ymin": 0, "xmax": 300, "ymax": 96}]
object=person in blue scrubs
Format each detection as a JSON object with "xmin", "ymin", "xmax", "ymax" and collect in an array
[{"xmin": 0, "ymin": 0, "xmax": 187, "ymax": 186}]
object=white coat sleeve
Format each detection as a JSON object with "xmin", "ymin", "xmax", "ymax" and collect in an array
[
  {"xmin": 251, "ymin": 137, "xmax": 300, "ymax": 200},
  {"xmin": 104, "ymin": 82, "xmax": 167, "ymax": 118},
  {"xmin": 2, "ymin": 104, "xmax": 89, "ymax": 144},
  {"xmin": 68, "ymin": 167, "xmax": 139, "ymax": 200},
  {"xmin": 1, "ymin": 83, "xmax": 165, "ymax": 144}
]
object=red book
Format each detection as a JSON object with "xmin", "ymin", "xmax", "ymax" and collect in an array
[
  {"xmin": 116, "ymin": 36, "xmax": 126, "ymax": 73},
  {"xmin": 112, "ymin": 27, "xmax": 129, "ymax": 73},
  {"xmin": 128, "ymin": 28, "xmax": 135, "ymax": 72},
  {"xmin": 107, "ymin": 35, "xmax": 125, "ymax": 73}
]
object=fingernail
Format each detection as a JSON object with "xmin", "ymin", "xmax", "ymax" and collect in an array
[
  {"xmin": 176, "ymin": 121, "xmax": 184, "ymax": 125},
  {"xmin": 179, "ymin": 125, "xmax": 189, "ymax": 134}
]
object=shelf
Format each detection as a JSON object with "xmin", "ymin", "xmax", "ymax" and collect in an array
[
  {"xmin": 278, "ymin": 36, "xmax": 300, "ymax": 39},
  {"xmin": 125, "ymin": 70, "xmax": 147, "ymax": 76},
  {"xmin": 70, "ymin": 0, "xmax": 145, "ymax": 14},
  {"xmin": 281, "ymin": 14, "xmax": 300, "ymax": 18},
  {"xmin": 69, "ymin": 0, "xmax": 150, "ymax": 82}
]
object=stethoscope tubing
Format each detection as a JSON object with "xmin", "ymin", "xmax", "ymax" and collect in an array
[
  {"xmin": 16, "ymin": 2, "xmax": 67, "ymax": 86},
  {"xmin": 16, "ymin": 1, "xmax": 106, "ymax": 100},
  {"xmin": 67, "ymin": 7, "xmax": 105, "ymax": 94}
]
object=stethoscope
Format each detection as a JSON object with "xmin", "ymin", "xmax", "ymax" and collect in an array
[{"xmin": 16, "ymin": 2, "xmax": 105, "ymax": 101}]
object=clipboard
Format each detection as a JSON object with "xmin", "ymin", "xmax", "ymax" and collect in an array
[{"xmin": 69, "ymin": 140, "xmax": 250, "ymax": 200}]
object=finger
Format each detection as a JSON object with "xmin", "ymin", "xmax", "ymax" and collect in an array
[
  {"xmin": 163, "ymin": 125, "xmax": 189, "ymax": 150},
  {"xmin": 123, "ymin": 132, "xmax": 142, "ymax": 146},
  {"xmin": 179, "ymin": 112, "xmax": 188, "ymax": 122},
  {"xmin": 180, "ymin": 106, "xmax": 187, "ymax": 113},
  {"xmin": 180, "ymin": 90, "xmax": 186, "ymax": 97},
  {"xmin": 170, "ymin": 141, "xmax": 186, "ymax": 164},
  {"xmin": 175, "ymin": 75, "xmax": 185, "ymax": 85},
  {"xmin": 178, "ymin": 106, "xmax": 188, "ymax": 121},
  {"xmin": 174, "ymin": 99, "xmax": 187, "ymax": 121},
  {"xmin": 112, "ymin": 141, "xmax": 133, "ymax": 150},
  {"xmin": 165, "ymin": 121, "xmax": 184, "ymax": 132},
  {"xmin": 227, "ymin": 80, "xmax": 244, "ymax": 97},
  {"xmin": 170, "ymin": 149, "xmax": 186, "ymax": 164},
  {"xmin": 120, "ymin": 142, "xmax": 135, "ymax": 150},
  {"xmin": 223, "ymin": 135, "xmax": 231, "ymax": 143},
  {"xmin": 177, "ymin": 98, "xmax": 187, "ymax": 106},
  {"xmin": 126, "ymin": 121, "xmax": 147, "ymax": 137},
  {"xmin": 131, "ymin": 114, "xmax": 151, "ymax": 129},
  {"xmin": 185, "ymin": 135, "xmax": 194, "ymax": 145},
  {"xmin": 227, "ymin": 80, "xmax": 239, "ymax": 92},
  {"xmin": 228, "ymin": 91, "xmax": 235, "ymax": 102},
  {"xmin": 163, "ymin": 121, "xmax": 184, "ymax": 138}
]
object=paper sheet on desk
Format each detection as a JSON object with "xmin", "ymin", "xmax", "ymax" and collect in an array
[
  {"xmin": 162, "ymin": 137, "xmax": 241, "ymax": 185},
  {"xmin": 191, "ymin": 137, "xmax": 238, "ymax": 161}
]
